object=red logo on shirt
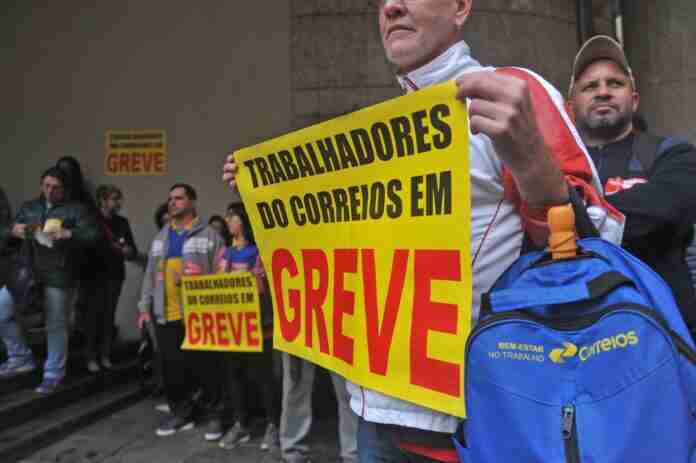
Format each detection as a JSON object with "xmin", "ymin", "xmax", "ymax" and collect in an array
[
  {"xmin": 604, "ymin": 177, "xmax": 647, "ymax": 196},
  {"xmin": 184, "ymin": 262, "xmax": 203, "ymax": 276}
]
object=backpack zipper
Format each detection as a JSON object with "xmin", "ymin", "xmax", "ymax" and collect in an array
[{"xmin": 562, "ymin": 404, "xmax": 580, "ymax": 463}]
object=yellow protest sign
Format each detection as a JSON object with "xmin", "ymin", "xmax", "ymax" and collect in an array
[
  {"xmin": 105, "ymin": 129, "xmax": 167, "ymax": 175},
  {"xmin": 180, "ymin": 273, "xmax": 263, "ymax": 352},
  {"xmin": 234, "ymin": 81, "xmax": 471, "ymax": 417}
]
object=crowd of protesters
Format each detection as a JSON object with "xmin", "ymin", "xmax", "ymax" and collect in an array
[
  {"xmin": 2, "ymin": 1, "xmax": 696, "ymax": 462},
  {"xmin": 0, "ymin": 158, "xmax": 139, "ymax": 394}
]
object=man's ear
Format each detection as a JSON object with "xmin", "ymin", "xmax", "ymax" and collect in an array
[
  {"xmin": 632, "ymin": 91, "xmax": 640, "ymax": 114},
  {"xmin": 454, "ymin": 0, "xmax": 473, "ymax": 28}
]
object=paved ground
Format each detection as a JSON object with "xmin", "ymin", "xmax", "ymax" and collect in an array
[{"xmin": 20, "ymin": 398, "xmax": 343, "ymax": 463}]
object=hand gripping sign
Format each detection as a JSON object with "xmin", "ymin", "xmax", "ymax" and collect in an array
[
  {"xmin": 234, "ymin": 82, "xmax": 471, "ymax": 417},
  {"xmin": 181, "ymin": 272, "xmax": 263, "ymax": 352}
]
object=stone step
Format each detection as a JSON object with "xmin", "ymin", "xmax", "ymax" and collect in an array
[
  {"xmin": 0, "ymin": 359, "xmax": 143, "ymax": 435},
  {"xmin": 0, "ymin": 342, "xmax": 142, "ymax": 401},
  {"xmin": 0, "ymin": 380, "xmax": 145, "ymax": 462}
]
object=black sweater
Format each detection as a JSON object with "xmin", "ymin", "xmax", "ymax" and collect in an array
[
  {"xmin": 589, "ymin": 133, "xmax": 696, "ymax": 328},
  {"xmin": 85, "ymin": 213, "xmax": 138, "ymax": 282}
]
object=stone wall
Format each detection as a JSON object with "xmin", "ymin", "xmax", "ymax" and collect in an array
[
  {"xmin": 625, "ymin": 0, "xmax": 696, "ymax": 142},
  {"xmin": 290, "ymin": 0, "xmax": 580, "ymax": 129}
]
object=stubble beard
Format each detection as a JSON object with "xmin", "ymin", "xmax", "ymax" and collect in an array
[{"xmin": 578, "ymin": 111, "xmax": 632, "ymax": 143}]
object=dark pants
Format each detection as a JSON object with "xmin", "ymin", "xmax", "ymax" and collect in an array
[
  {"xmin": 358, "ymin": 419, "xmax": 454, "ymax": 463},
  {"xmin": 83, "ymin": 278, "xmax": 123, "ymax": 360},
  {"xmin": 155, "ymin": 320, "xmax": 225, "ymax": 421},
  {"xmin": 226, "ymin": 337, "xmax": 278, "ymax": 426}
]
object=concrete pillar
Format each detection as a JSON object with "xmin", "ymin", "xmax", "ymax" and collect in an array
[
  {"xmin": 290, "ymin": 0, "xmax": 579, "ymax": 130},
  {"xmin": 624, "ymin": 0, "xmax": 696, "ymax": 142},
  {"xmin": 464, "ymin": 1, "xmax": 578, "ymax": 93},
  {"xmin": 290, "ymin": 2, "xmax": 399, "ymax": 130}
]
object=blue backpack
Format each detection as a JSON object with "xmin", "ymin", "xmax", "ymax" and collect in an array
[{"xmin": 454, "ymin": 237, "xmax": 696, "ymax": 462}]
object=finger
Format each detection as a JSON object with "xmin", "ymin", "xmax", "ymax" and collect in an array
[
  {"xmin": 468, "ymin": 98, "xmax": 516, "ymax": 124},
  {"xmin": 222, "ymin": 172, "xmax": 237, "ymax": 185},
  {"xmin": 226, "ymin": 153, "xmax": 235, "ymax": 163},
  {"xmin": 223, "ymin": 162, "xmax": 238, "ymax": 174},
  {"xmin": 469, "ymin": 114, "xmax": 506, "ymax": 138},
  {"xmin": 456, "ymin": 72, "xmax": 522, "ymax": 104},
  {"xmin": 222, "ymin": 169, "xmax": 238, "ymax": 182}
]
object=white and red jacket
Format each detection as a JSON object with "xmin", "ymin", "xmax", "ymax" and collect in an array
[{"xmin": 346, "ymin": 40, "xmax": 625, "ymax": 434}]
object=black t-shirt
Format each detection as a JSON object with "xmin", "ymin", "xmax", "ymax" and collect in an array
[
  {"xmin": 88, "ymin": 213, "xmax": 137, "ymax": 281},
  {"xmin": 588, "ymin": 132, "xmax": 696, "ymax": 327}
]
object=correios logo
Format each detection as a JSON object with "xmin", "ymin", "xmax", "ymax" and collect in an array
[
  {"xmin": 549, "ymin": 331, "xmax": 639, "ymax": 363},
  {"xmin": 549, "ymin": 342, "xmax": 578, "ymax": 364}
]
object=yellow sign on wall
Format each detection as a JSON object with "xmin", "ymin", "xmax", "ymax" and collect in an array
[
  {"xmin": 105, "ymin": 129, "xmax": 167, "ymax": 175},
  {"xmin": 234, "ymin": 81, "xmax": 472, "ymax": 417},
  {"xmin": 180, "ymin": 272, "xmax": 263, "ymax": 352}
]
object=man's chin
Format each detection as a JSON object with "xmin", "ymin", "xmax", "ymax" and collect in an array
[
  {"xmin": 586, "ymin": 121, "xmax": 630, "ymax": 142},
  {"xmin": 386, "ymin": 44, "xmax": 423, "ymax": 70}
]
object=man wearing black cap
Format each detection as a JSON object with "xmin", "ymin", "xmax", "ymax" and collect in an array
[{"xmin": 568, "ymin": 35, "xmax": 696, "ymax": 332}]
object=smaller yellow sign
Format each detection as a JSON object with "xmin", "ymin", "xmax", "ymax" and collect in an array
[
  {"xmin": 105, "ymin": 129, "xmax": 167, "ymax": 175},
  {"xmin": 180, "ymin": 273, "xmax": 263, "ymax": 352},
  {"xmin": 43, "ymin": 219, "xmax": 63, "ymax": 233}
]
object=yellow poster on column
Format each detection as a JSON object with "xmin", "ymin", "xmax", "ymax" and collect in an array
[
  {"xmin": 234, "ymin": 81, "xmax": 471, "ymax": 417},
  {"xmin": 180, "ymin": 273, "xmax": 263, "ymax": 352}
]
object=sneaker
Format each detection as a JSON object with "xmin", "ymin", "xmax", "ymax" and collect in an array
[
  {"xmin": 219, "ymin": 421, "xmax": 251, "ymax": 449},
  {"xmin": 204, "ymin": 418, "xmax": 225, "ymax": 441},
  {"xmin": 260, "ymin": 422, "xmax": 279, "ymax": 451},
  {"xmin": 156, "ymin": 415, "xmax": 195, "ymax": 437},
  {"xmin": 35, "ymin": 377, "xmax": 63, "ymax": 395},
  {"xmin": 0, "ymin": 358, "xmax": 36, "ymax": 378},
  {"xmin": 100, "ymin": 357, "xmax": 113, "ymax": 369},
  {"xmin": 86, "ymin": 360, "xmax": 100, "ymax": 373},
  {"xmin": 155, "ymin": 403, "xmax": 171, "ymax": 413}
]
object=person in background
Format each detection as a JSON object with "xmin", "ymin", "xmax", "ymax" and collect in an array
[
  {"xmin": 688, "ymin": 228, "xmax": 696, "ymax": 312},
  {"xmin": 0, "ymin": 186, "xmax": 20, "ymax": 377},
  {"xmin": 137, "ymin": 184, "xmax": 226, "ymax": 439},
  {"xmin": 208, "ymin": 214, "xmax": 232, "ymax": 245},
  {"xmin": 55, "ymin": 156, "xmax": 98, "ymax": 213},
  {"xmin": 2, "ymin": 167, "xmax": 99, "ymax": 393},
  {"xmin": 216, "ymin": 203, "xmax": 279, "ymax": 452},
  {"xmin": 55, "ymin": 156, "xmax": 99, "ymax": 346},
  {"xmin": 567, "ymin": 35, "xmax": 696, "ymax": 332},
  {"xmin": 142, "ymin": 201, "xmax": 171, "ymax": 404},
  {"xmin": 0, "ymin": 186, "xmax": 12, "ymax": 297},
  {"xmin": 82, "ymin": 185, "xmax": 138, "ymax": 373},
  {"xmin": 154, "ymin": 202, "xmax": 170, "ymax": 231}
]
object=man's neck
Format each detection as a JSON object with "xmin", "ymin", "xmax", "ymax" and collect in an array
[
  {"xmin": 172, "ymin": 214, "xmax": 196, "ymax": 229},
  {"xmin": 581, "ymin": 124, "xmax": 634, "ymax": 149},
  {"xmin": 101, "ymin": 207, "xmax": 112, "ymax": 219},
  {"xmin": 233, "ymin": 235, "xmax": 248, "ymax": 249},
  {"xmin": 396, "ymin": 41, "xmax": 477, "ymax": 92}
]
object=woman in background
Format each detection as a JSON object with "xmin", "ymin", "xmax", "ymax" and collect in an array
[
  {"xmin": 208, "ymin": 215, "xmax": 231, "ymax": 245},
  {"xmin": 83, "ymin": 185, "xmax": 137, "ymax": 372},
  {"xmin": 217, "ymin": 204, "xmax": 279, "ymax": 452}
]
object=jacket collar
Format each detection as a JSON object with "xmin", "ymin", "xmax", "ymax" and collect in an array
[
  {"xmin": 396, "ymin": 40, "xmax": 480, "ymax": 92},
  {"xmin": 165, "ymin": 216, "xmax": 205, "ymax": 238}
]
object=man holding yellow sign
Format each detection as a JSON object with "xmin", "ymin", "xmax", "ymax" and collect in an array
[
  {"xmin": 223, "ymin": 1, "xmax": 623, "ymax": 462},
  {"xmin": 137, "ymin": 184, "xmax": 227, "ymax": 440}
]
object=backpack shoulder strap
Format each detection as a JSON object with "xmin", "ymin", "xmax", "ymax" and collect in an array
[{"xmin": 631, "ymin": 132, "xmax": 666, "ymax": 176}]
